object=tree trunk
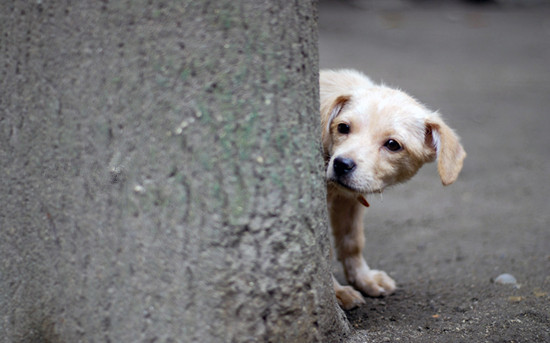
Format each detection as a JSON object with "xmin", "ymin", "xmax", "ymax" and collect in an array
[{"xmin": 0, "ymin": 1, "xmax": 353, "ymax": 342}]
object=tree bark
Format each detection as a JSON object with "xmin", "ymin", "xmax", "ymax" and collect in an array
[{"xmin": 0, "ymin": 1, "xmax": 353, "ymax": 342}]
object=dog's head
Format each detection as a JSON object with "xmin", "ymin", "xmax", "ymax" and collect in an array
[{"xmin": 320, "ymin": 70, "xmax": 466, "ymax": 196}]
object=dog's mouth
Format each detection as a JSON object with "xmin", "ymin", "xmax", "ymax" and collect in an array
[
  {"xmin": 333, "ymin": 178, "xmax": 356, "ymax": 192},
  {"xmin": 330, "ymin": 179, "xmax": 370, "ymax": 207}
]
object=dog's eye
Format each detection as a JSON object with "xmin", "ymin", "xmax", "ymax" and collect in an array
[
  {"xmin": 384, "ymin": 139, "xmax": 402, "ymax": 152},
  {"xmin": 337, "ymin": 123, "xmax": 350, "ymax": 134}
]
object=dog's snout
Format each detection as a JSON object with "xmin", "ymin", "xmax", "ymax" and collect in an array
[{"xmin": 333, "ymin": 157, "xmax": 356, "ymax": 176}]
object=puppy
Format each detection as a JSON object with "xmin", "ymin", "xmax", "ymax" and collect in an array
[{"xmin": 320, "ymin": 69, "xmax": 466, "ymax": 310}]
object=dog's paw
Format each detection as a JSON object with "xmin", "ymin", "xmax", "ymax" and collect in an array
[
  {"xmin": 335, "ymin": 284, "xmax": 366, "ymax": 310},
  {"xmin": 354, "ymin": 269, "xmax": 396, "ymax": 297}
]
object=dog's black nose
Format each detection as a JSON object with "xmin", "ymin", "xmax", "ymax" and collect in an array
[{"xmin": 333, "ymin": 157, "xmax": 356, "ymax": 176}]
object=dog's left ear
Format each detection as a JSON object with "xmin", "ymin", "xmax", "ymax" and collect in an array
[
  {"xmin": 425, "ymin": 116, "xmax": 466, "ymax": 186},
  {"xmin": 321, "ymin": 95, "xmax": 350, "ymax": 160}
]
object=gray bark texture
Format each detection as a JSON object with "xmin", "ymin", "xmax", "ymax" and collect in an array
[{"xmin": 0, "ymin": 1, "xmax": 353, "ymax": 342}]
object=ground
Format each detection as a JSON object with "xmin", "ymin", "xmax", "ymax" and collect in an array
[{"xmin": 319, "ymin": 1, "xmax": 550, "ymax": 342}]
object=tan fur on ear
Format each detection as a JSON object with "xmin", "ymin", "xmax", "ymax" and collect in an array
[
  {"xmin": 426, "ymin": 117, "xmax": 466, "ymax": 186},
  {"xmin": 321, "ymin": 95, "xmax": 350, "ymax": 160}
]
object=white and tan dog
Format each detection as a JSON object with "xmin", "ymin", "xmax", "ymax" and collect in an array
[{"xmin": 320, "ymin": 69, "xmax": 466, "ymax": 310}]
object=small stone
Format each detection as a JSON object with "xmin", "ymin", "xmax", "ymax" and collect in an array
[
  {"xmin": 133, "ymin": 185, "xmax": 145, "ymax": 194},
  {"xmin": 494, "ymin": 273, "xmax": 517, "ymax": 286},
  {"xmin": 508, "ymin": 296, "xmax": 524, "ymax": 303},
  {"xmin": 533, "ymin": 290, "xmax": 548, "ymax": 298}
]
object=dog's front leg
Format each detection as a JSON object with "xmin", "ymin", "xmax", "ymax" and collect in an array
[
  {"xmin": 332, "ymin": 275, "xmax": 366, "ymax": 310},
  {"xmin": 329, "ymin": 194, "xmax": 396, "ymax": 299}
]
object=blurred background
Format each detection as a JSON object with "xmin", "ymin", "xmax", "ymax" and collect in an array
[{"xmin": 319, "ymin": 0, "xmax": 550, "ymax": 340}]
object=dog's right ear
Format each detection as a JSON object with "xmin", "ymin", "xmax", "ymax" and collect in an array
[
  {"xmin": 321, "ymin": 95, "xmax": 351, "ymax": 160},
  {"xmin": 425, "ymin": 116, "xmax": 467, "ymax": 186}
]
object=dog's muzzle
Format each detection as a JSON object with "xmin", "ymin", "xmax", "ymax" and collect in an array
[
  {"xmin": 333, "ymin": 156, "xmax": 356, "ymax": 177},
  {"xmin": 330, "ymin": 156, "xmax": 358, "ymax": 192}
]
